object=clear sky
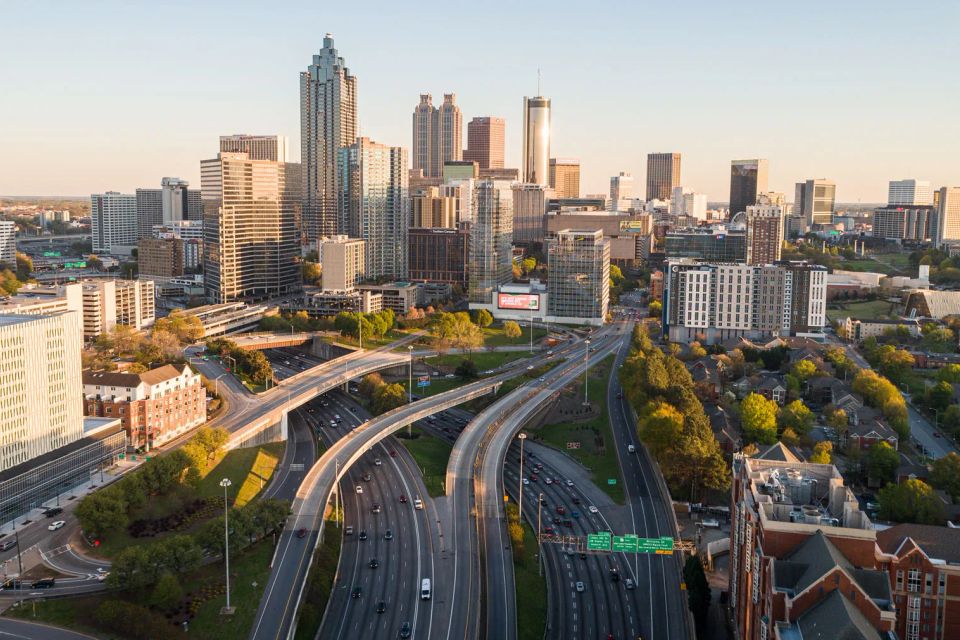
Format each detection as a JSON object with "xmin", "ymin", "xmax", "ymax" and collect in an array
[{"xmin": 1, "ymin": 0, "xmax": 957, "ymax": 202}]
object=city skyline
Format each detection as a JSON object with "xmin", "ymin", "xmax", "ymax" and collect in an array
[{"xmin": 1, "ymin": 1, "xmax": 958, "ymax": 201}]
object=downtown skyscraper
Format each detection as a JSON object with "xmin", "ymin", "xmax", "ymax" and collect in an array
[
  {"xmin": 729, "ymin": 159, "xmax": 769, "ymax": 217},
  {"xmin": 646, "ymin": 152, "xmax": 681, "ymax": 201},
  {"xmin": 412, "ymin": 93, "xmax": 462, "ymax": 178},
  {"xmin": 522, "ymin": 96, "xmax": 551, "ymax": 185},
  {"xmin": 301, "ymin": 34, "xmax": 357, "ymax": 241},
  {"xmin": 463, "ymin": 117, "xmax": 505, "ymax": 169}
]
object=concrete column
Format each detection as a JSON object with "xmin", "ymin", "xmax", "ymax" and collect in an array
[{"xmin": 280, "ymin": 410, "xmax": 289, "ymax": 441}]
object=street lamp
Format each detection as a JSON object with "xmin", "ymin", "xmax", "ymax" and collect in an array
[
  {"xmin": 537, "ymin": 492, "xmax": 543, "ymax": 577},
  {"xmin": 407, "ymin": 345, "xmax": 414, "ymax": 438},
  {"xmin": 219, "ymin": 478, "xmax": 234, "ymax": 615},
  {"xmin": 583, "ymin": 339, "xmax": 592, "ymax": 406},
  {"xmin": 529, "ymin": 304, "xmax": 535, "ymax": 354},
  {"xmin": 214, "ymin": 374, "xmax": 226, "ymax": 398},
  {"xmin": 518, "ymin": 433, "xmax": 527, "ymax": 523}
]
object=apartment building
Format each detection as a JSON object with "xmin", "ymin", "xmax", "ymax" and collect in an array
[
  {"xmin": 408, "ymin": 224, "xmax": 469, "ymax": 287},
  {"xmin": 319, "ymin": 235, "xmax": 365, "ymax": 292},
  {"xmin": 83, "ymin": 364, "xmax": 205, "ymax": 449},
  {"xmin": 546, "ymin": 229, "xmax": 610, "ymax": 325}
]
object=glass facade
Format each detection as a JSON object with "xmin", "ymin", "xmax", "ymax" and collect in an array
[
  {"xmin": 729, "ymin": 159, "xmax": 768, "ymax": 217},
  {"xmin": 522, "ymin": 97, "xmax": 551, "ymax": 186},
  {"xmin": 665, "ymin": 230, "xmax": 747, "ymax": 262},
  {"xmin": 468, "ymin": 180, "xmax": 514, "ymax": 304},
  {"xmin": 546, "ymin": 230, "xmax": 610, "ymax": 321}
]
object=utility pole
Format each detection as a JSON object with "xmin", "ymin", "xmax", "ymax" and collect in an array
[
  {"xmin": 334, "ymin": 458, "xmax": 340, "ymax": 529},
  {"xmin": 219, "ymin": 478, "xmax": 233, "ymax": 615},
  {"xmin": 408, "ymin": 346, "xmax": 414, "ymax": 437},
  {"xmin": 530, "ymin": 305, "xmax": 534, "ymax": 354},
  {"xmin": 518, "ymin": 433, "xmax": 527, "ymax": 522},
  {"xmin": 583, "ymin": 339, "xmax": 591, "ymax": 406},
  {"xmin": 537, "ymin": 492, "xmax": 543, "ymax": 577}
]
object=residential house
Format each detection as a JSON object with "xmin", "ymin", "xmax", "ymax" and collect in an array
[
  {"xmin": 757, "ymin": 375, "xmax": 787, "ymax": 405},
  {"xmin": 845, "ymin": 405, "xmax": 899, "ymax": 451},
  {"xmin": 707, "ymin": 405, "xmax": 741, "ymax": 453},
  {"xmin": 689, "ymin": 356, "xmax": 724, "ymax": 402}
]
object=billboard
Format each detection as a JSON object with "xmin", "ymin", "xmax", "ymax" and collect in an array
[
  {"xmin": 498, "ymin": 293, "xmax": 540, "ymax": 310},
  {"xmin": 619, "ymin": 220, "xmax": 647, "ymax": 234}
]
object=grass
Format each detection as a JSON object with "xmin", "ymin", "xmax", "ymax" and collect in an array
[
  {"xmin": 331, "ymin": 329, "xmax": 411, "ymax": 350},
  {"xmin": 95, "ymin": 442, "xmax": 285, "ymax": 559},
  {"xmin": 294, "ymin": 519, "xmax": 343, "ymax": 640},
  {"xmin": 398, "ymin": 427, "xmax": 453, "ymax": 497},
  {"xmin": 533, "ymin": 355, "xmax": 625, "ymax": 503},
  {"xmin": 826, "ymin": 299, "xmax": 902, "ymax": 322},
  {"xmin": 482, "ymin": 325, "xmax": 547, "ymax": 347},
  {"xmin": 426, "ymin": 350, "xmax": 528, "ymax": 372},
  {"xmin": 512, "ymin": 514, "xmax": 547, "ymax": 640},
  {"xmin": 839, "ymin": 258, "xmax": 886, "ymax": 273}
]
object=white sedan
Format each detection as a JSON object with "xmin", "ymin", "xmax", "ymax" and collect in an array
[
  {"xmin": 588, "ymin": 505, "xmax": 599, "ymax": 514},
  {"xmin": 566, "ymin": 480, "xmax": 575, "ymax": 487},
  {"xmin": 355, "ymin": 485, "xmax": 363, "ymax": 494},
  {"xmin": 48, "ymin": 520, "xmax": 66, "ymax": 531}
]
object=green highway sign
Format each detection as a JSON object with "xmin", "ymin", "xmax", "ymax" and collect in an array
[
  {"xmin": 587, "ymin": 532, "xmax": 611, "ymax": 551},
  {"xmin": 612, "ymin": 534, "xmax": 639, "ymax": 553},
  {"xmin": 607, "ymin": 478, "xmax": 617, "ymax": 485},
  {"xmin": 638, "ymin": 536, "xmax": 675, "ymax": 554}
]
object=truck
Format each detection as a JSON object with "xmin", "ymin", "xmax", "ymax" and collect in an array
[{"xmin": 420, "ymin": 578, "xmax": 431, "ymax": 600}]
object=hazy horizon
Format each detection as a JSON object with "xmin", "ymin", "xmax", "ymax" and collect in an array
[{"xmin": 1, "ymin": 1, "xmax": 957, "ymax": 201}]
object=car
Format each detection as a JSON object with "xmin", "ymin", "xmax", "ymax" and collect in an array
[
  {"xmin": 571, "ymin": 497, "xmax": 581, "ymax": 505},
  {"xmin": 352, "ymin": 587, "xmax": 362, "ymax": 599},
  {"xmin": 369, "ymin": 558, "xmax": 379, "ymax": 569},
  {"xmin": 356, "ymin": 485, "xmax": 363, "ymax": 494},
  {"xmin": 0, "ymin": 539, "xmax": 15, "ymax": 551},
  {"xmin": 47, "ymin": 520, "xmax": 65, "ymax": 531},
  {"xmin": 362, "ymin": 473, "xmax": 372, "ymax": 482},
  {"xmin": 566, "ymin": 479, "xmax": 574, "ymax": 487},
  {"xmin": 31, "ymin": 578, "xmax": 55, "ymax": 589},
  {"xmin": 399, "ymin": 622, "xmax": 412, "ymax": 638},
  {"xmin": 530, "ymin": 475, "xmax": 538, "ymax": 482},
  {"xmin": 334, "ymin": 414, "xmax": 342, "ymax": 421},
  {"xmin": 575, "ymin": 581, "xmax": 585, "ymax": 592},
  {"xmin": 588, "ymin": 505, "xmax": 599, "ymax": 514},
  {"xmin": 543, "ymin": 477, "xmax": 552, "ymax": 485},
  {"xmin": 538, "ymin": 377, "xmax": 546, "ymax": 382},
  {"xmin": 562, "ymin": 519, "xmax": 573, "ymax": 528},
  {"xmin": 544, "ymin": 526, "xmax": 554, "ymax": 534},
  {"xmin": 934, "ymin": 432, "xmax": 942, "ymax": 438},
  {"xmin": 414, "ymin": 498, "xmax": 424, "ymax": 510},
  {"xmin": 552, "ymin": 517, "xmax": 561, "ymax": 525},
  {"xmin": 610, "ymin": 568, "xmax": 620, "ymax": 582},
  {"xmin": 627, "ymin": 444, "xmax": 636, "ymax": 453},
  {"xmin": 389, "ymin": 450, "xmax": 397, "ymax": 458},
  {"xmin": 625, "ymin": 578, "xmax": 636, "ymax": 590},
  {"xmin": 571, "ymin": 511, "xmax": 580, "ymax": 519},
  {"xmin": 445, "ymin": 373, "xmax": 455, "ymax": 379},
  {"xmin": 44, "ymin": 507, "xmax": 63, "ymax": 518},
  {"xmin": 330, "ymin": 420, "xmax": 337, "ymax": 428},
  {"xmin": 384, "ymin": 529, "xmax": 394, "ymax": 540},
  {"xmin": 616, "ymin": 391, "xmax": 623, "ymax": 399},
  {"xmin": 579, "ymin": 553, "xmax": 587, "ymax": 560},
  {"xmin": 555, "ymin": 505, "xmax": 566, "ymax": 515},
  {"xmin": 374, "ymin": 458, "xmax": 382, "ymax": 466},
  {"xmin": 399, "ymin": 494, "xmax": 408, "ymax": 503},
  {"xmin": 371, "ymin": 503, "xmax": 381, "ymax": 514},
  {"xmin": 482, "ymin": 369, "xmax": 495, "ymax": 375},
  {"xmin": 359, "ymin": 530, "xmax": 368, "ymax": 541},
  {"xmin": 345, "ymin": 525, "xmax": 354, "ymax": 535},
  {"xmin": 523, "ymin": 478, "xmax": 530, "ymax": 485},
  {"xmin": 296, "ymin": 528, "xmax": 307, "ymax": 538},
  {"xmin": 96, "ymin": 572, "xmax": 110, "ymax": 582},
  {"xmin": 526, "ymin": 365, "xmax": 534, "ymax": 371},
  {"xmin": 377, "ymin": 601, "xmax": 386, "ymax": 614}
]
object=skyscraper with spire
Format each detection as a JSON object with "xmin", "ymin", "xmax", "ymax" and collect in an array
[
  {"xmin": 412, "ymin": 93, "xmax": 462, "ymax": 178},
  {"xmin": 300, "ymin": 34, "xmax": 357, "ymax": 241},
  {"xmin": 522, "ymin": 96, "xmax": 551, "ymax": 185}
]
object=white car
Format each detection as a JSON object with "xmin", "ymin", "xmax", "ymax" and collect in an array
[
  {"xmin": 566, "ymin": 480, "xmax": 574, "ymax": 487},
  {"xmin": 523, "ymin": 478, "xmax": 530, "ymax": 485},
  {"xmin": 414, "ymin": 498, "xmax": 424, "ymax": 510},
  {"xmin": 96, "ymin": 571, "xmax": 110, "ymax": 582},
  {"xmin": 588, "ymin": 505, "xmax": 599, "ymax": 514},
  {"xmin": 544, "ymin": 478, "xmax": 553, "ymax": 485},
  {"xmin": 374, "ymin": 458, "xmax": 382, "ymax": 466},
  {"xmin": 575, "ymin": 581, "xmax": 585, "ymax": 592},
  {"xmin": 356, "ymin": 485, "xmax": 363, "ymax": 494},
  {"xmin": 48, "ymin": 520, "xmax": 65, "ymax": 531}
]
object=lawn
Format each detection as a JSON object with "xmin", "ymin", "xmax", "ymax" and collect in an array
[
  {"xmin": 399, "ymin": 427, "xmax": 453, "ymax": 497},
  {"xmin": 331, "ymin": 329, "xmax": 411, "ymax": 350},
  {"xmin": 416, "ymin": 375, "xmax": 470, "ymax": 397},
  {"xmin": 839, "ymin": 258, "xmax": 887, "ymax": 273},
  {"xmin": 294, "ymin": 519, "xmax": 343, "ymax": 640},
  {"xmin": 513, "ymin": 515, "xmax": 547, "ymax": 640},
  {"xmin": 426, "ymin": 350, "xmax": 528, "ymax": 372},
  {"xmin": 533, "ymin": 355, "xmax": 625, "ymax": 503},
  {"xmin": 872, "ymin": 252, "xmax": 913, "ymax": 275},
  {"xmin": 482, "ymin": 325, "xmax": 547, "ymax": 347},
  {"xmin": 826, "ymin": 299, "xmax": 902, "ymax": 322}
]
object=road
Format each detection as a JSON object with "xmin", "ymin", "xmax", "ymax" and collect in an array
[{"xmin": 0, "ymin": 618, "xmax": 98, "ymax": 639}]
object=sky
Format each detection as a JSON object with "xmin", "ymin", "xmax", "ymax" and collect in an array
[{"xmin": 1, "ymin": 0, "xmax": 958, "ymax": 202}]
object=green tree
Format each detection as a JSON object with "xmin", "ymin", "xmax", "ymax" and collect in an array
[
  {"xmin": 791, "ymin": 359, "xmax": 817, "ymax": 383},
  {"xmin": 648, "ymin": 300, "xmax": 662, "ymax": 317},
  {"xmin": 15, "ymin": 252, "xmax": 32, "ymax": 280},
  {"xmin": 778, "ymin": 400, "xmax": 814, "ymax": 436},
  {"xmin": 637, "ymin": 401, "xmax": 684, "ymax": 458},
  {"xmin": 688, "ymin": 342, "xmax": 707, "ymax": 359},
  {"xmin": 937, "ymin": 364, "xmax": 960, "ymax": 384},
  {"xmin": 878, "ymin": 479, "xmax": 945, "ymax": 525},
  {"xmin": 150, "ymin": 572, "xmax": 183, "ymax": 612},
  {"xmin": 866, "ymin": 441, "xmax": 900, "ymax": 485},
  {"xmin": 874, "ymin": 345, "xmax": 915, "ymax": 384},
  {"xmin": 921, "ymin": 324, "xmax": 956, "ymax": 353},
  {"xmin": 809, "ymin": 441, "xmax": 833, "ymax": 464},
  {"xmin": 740, "ymin": 393, "xmax": 779, "ymax": 445},
  {"xmin": 930, "ymin": 452, "xmax": 960, "ymax": 501},
  {"xmin": 455, "ymin": 359, "xmax": 478, "ymax": 379},
  {"xmin": 503, "ymin": 321, "xmax": 522, "ymax": 338},
  {"xmin": 472, "ymin": 308, "xmax": 494, "ymax": 328},
  {"xmin": 926, "ymin": 381, "xmax": 954, "ymax": 413},
  {"xmin": 373, "ymin": 383, "xmax": 408, "ymax": 414},
  {"xmin": 683, "ymin": 555, "xmax": 711, "ymax": 633},
  {"xmin": 359, "ymin": 372, "xmax": 386, "ymax": 397},
  {"xmin": 302, "ymin": 261, "xmax": 321, "ymax": 285},
  {"xmin": 521, "ymin": 257, "xmax": 537, "ymax": 275},
  {"xmin": 75, "ymin": 491, "xmax": 129, "ymax": 537},
  {"xmin": 609, "ymin": 263, "xmax": 624, "ymax": 284}
]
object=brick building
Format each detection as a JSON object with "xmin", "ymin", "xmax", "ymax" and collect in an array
[
  {"xmin": 82, "ymin": 364, "xmax": 205, "ymax": 450},
  {"xmin": 407, "ymin": 223, "xmax": 469, "ymax": 287}
]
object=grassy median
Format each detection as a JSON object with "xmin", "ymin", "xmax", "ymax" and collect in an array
[
  {"xmin": 399, "ymin": 427, "xmax": 452, "ymax": 497},
  {"xmin": 294, "ymin": 517, "xmax": 343, "ymax": 640},
  {"xmin": 507, "ymin": 503, "xmax": 547, "ymax": 640}
]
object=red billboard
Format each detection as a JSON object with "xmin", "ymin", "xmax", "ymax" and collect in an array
[{"xmin": 498, "ymin": 293, "xmax": 540, "ymax": 310}]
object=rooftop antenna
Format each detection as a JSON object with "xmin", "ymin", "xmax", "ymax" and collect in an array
[{"xmin": 537, "ymin": 68, "xmax": 541, "ymax": 96}]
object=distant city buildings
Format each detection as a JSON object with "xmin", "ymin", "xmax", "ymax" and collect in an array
[
  {"xmin": 412, "ymin": 93, "xmax": 462, "ymax": 179},
  {"xmin": 320, "ymin": 235, "xmax": 365, "ymax": 291},
  {"xmin": 338, "ymin": 137, "xmax": 409, "ymax": 281},
  {"xmin": 91, "ymin": 191, "xmax": 138, "ymax": 254},
  {"xmin": 670, "ymin": 187, "xmax": 707, "ymax": 221},
  {"xmin": 871, "ymin": 205, "xmax": 935, "ymax": 243},
  {"xmin": 219, "ymin": 134, "xmax": 288, "ymax": 162},
  {"xmin": 138, "ymin": 236, "xmax": 184, "ymax": 280},
  {"xmin": 408, "ymin": 224, "xmax": 469, "ymax": 288},
  {"xmin": 888, "ymin": 178, "xmax": 933, "ymax": 206},
  {"xmin": 549, "ymin": 158, "xmax": 580, "ymax": 199},
  {"xmin": 665, "ymin": 225, "xmax": 747, "ymax": 262},
  {"xmin": 935, "ymin": 186, "xmax": 960, "ymax": 248},
  {"xmin": 729, "ymin": 159, "xmax": 769, "ymax": 217},
  {"xmin": 609, "ymin": 171, "xmax": 634, "ymax": 207},
  {"xmin": 745, "ymin": 202, "xmax": 784, "ymax": 265},
  {"xmin": 546, "ymin": 229, "xmax": 610, "ymax": 325},
  {"xmin": 463, "ymin": 117, "xmax": 505, "ymax": 170},
  {"xmin": 511, "ymin": 183, "xmax": 552, "ymax": 245},
  {"xmin": 544, "ymin": 210, "xmax": 651, "ymax": 267},
  {"xmin": 0, "ymin": 221, "xmax": 15, "ymax": 267},
  {"xmin": 301, "ymin": 34, "xmax": 357, "ymax": 240},
  {"xmin": 794, "ymin": 179, "xmax": 836, "ymax": 230},
  {"xmin": 411, "ymin": 186, "xmax": 457, "ymax": 229},
  {"xmin": 468, "ymin": 180, "xmax": 514, "ymax": 304},
  {"xmin": 646, "ymin": 152, "xmax": 681, "ymax": 201},
  {"xmin": 136, "ymin": 177, "xmax": 202, "ymax": 239},
  {"xmin": 522, "ymin": 96, "xmax": 551, "ymax": 185}
]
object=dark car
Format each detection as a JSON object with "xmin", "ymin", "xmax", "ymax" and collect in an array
[
  {"xmin": 399, "ymin": 622, "xmax": 411, "ymax": 638},
  {"xmin": 363, "ymin": 473, "xmax": 372, "ymax": 482},
  {"xmin": 44, "ymin": 507, "xmax": 63, "ymax": 518},
  {"xmin": 31, "ymin": 578, "xmax": 55, "ymax": 589},
  {"xmin": 369, "ymin": 558, "xmax": 379, "ymax": 569},
  {"xmin": 296, "ymin": 528, "xmax": 307, "ymax": 538},
  {"xmin": 571, "ymin": 497, "xmax": 581, "ymax": 505},
  {"xmin": 610, "ymin": 568, "xmax": 620, "ymax": 582},
  {"xmin": 359, "ymin": 530, "xmax": 368, "ymax": 541},
  {"xmin": 371, "ymin": 503, "xmax": 381, "ymax": 514},
  {"xmin": 399, "ymin": 495, "xmax": 408, "ymax": 504},
  {"xmin": 352, "ymin": 587, "xmax": 362, "ymax": 599},
  {"xmin": 376, "ymin": 601, "xmax": 386, "ymax": 614}
]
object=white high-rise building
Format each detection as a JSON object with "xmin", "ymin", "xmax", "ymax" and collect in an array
[
  {"xmin": 320, "ymin": 235, "xmax": 365, "ymax": 292},
  {"xmin": 935, "ymin": 187, "xmax": 960, "ymax": 248},
  {"xmin": 219, "ymin": 134, "xmax": 288, "ymax": 162},
  {"xmin": 0, "ymin": 221, "xmax": 15, "ymax": 267},
  {"xmin": 522, "ymin": 96, "xmax": 551, "ymax": 186},
  {"xmin": 161, "ymin": 177, "xmax": 190, "ymax": 224},
  {"xmin": 610, "ymin": 172, "xmax": 634, "ymax": 205},
  {"xmin": 0, "ymin": 312, "xmax": 84, "ymax": 473},
  {"xmin": 91, "ymin": 192, "xmax": 138, "ymax": 254},
  {"xmin": 670, "ymin": 187, "xmax": 707, "ymax": 221},
  {"xmin": 888, "ymin": 179, "xmax": 932, "ymax": 206},
  {"xmin": 468, "ymin": 180, "xmax": 514, "ymax": 304}
]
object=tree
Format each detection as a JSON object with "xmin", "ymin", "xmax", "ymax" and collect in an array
[
  {"xmin": 150, "ymin": 572, "xmax": 183, "ymax": 612},
  {"xmin": 866, "ymin": 441, "xmax": 900, "ymax": 485},
  {"xmin": 926, "ymin": 381, "xmax": 954, "ymax": 413},
  {"xmin": 472, "ymin": 309, "xmax": 494, "ymax": 328},
  {"xmin": 780, "ymin": 427, "xmax": 800, "ymax": 447},
  {"xmin": 921, "ymin": 324, "xmax": 956, "ymax": 353},
  {"xmin": 791, "ymin": 359, "xmax": 818, "ymax": 383},
  {"xmin": 930, "ymin": 452, "xmax": 960, "ymax": 501},
  {"xmin": 740, "ymin": 393, "xmax": 779, "ymax": 445},
  {"xmin": 688, "ymin": 342, "xmax": 707, "ymax": 359},
  {"xmin": 878, "ymin": 479, "xmax": 945, "ymax": 525},
  {"xmin": 302, "ymin": 261, "xmax": 321, "ymax": 286},
  {"xmin": 192, "ymin": 427, "xmax": 229, "ymax": 464},
  {"xmin": 873, "ymin": 345, "xmax": 915, "ymax": 384},
  {"xmin": 938, "ymin": 364, "xmax": 960, "ymax": 384},
  {"xmin": 683, "ymin": 555, "xmax": 711, "ymax": 633},
  {"xmin": 110, "ymin": 323, "xmax": 143, "ymax": 355},
  {"xmin": 637, "ymin": 401, "xmax": 684, "ymax": 458},
  {"xmin": 778, "ymin": 400, "xmax": 814, "ymax": 436},
  {"xmin": 372, "ymin": 383, "xmax": 407, "ymax": 414},
  {"xmin": 648, "ymin": 300, "xmax": 662, "ymax": 317},
  {"xmin": 75, "ymin": 491, "xmax": 129, "ymax": 537},
  {"xmin": 455, "ymin": 359, "xmax": 478, "ymax": 379},
  {"xmin": 359, "ymin": 372, "xmax": 386, "ymax": 398},
  {"xmin": 148, "ymin": 329, "xmax": 181, "ymax": 360},
  {"xmin": 521, "ymin": 257, "xmax": 537, "ymax": 275},
  {"xmin": 503, "ymin": 321, "xmax": 522, "ymax": 338},
  {"xmin": 15, "ymin": 252, "xmax": 32, "ymax": 280},
  {"xmin": 809, "ymin": 441, "xmax": 833, "ymax": 464}
]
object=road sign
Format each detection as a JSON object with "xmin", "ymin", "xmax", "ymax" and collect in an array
[
  {"xmin": 638, "ymin": 536, "xmax": 675, "ymax": 554},
  {"xmin": 612, "ymin": 534, "xmax": 639, "ymax": 553},
  {"xmin": 607, "ymin": 478, "xmax": 617, "ymax": 485},
  {"xmin": 566, "ymin": 442, "xmax": 581, "ymax": 450},
  {"xmin": 587, "ymin": 532, "xmax": 611, "ymax": 551},
  {"xmin": 417, "ymin": 375, "xmax": 431, "ymax": 388}
]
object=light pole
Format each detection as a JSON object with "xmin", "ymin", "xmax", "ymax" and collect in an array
[
  {"xmin": 518, "ymin": 433, "xmax": 527, "ymax": 523},
  {"xmin": 537, "ymin": 492, "xmax": 543, "ymax": 577},
  {"xmin": 583, "ymin": 339, "xmax": 592, "ymax": 406},
  {"xmin": 214, "ymin": 374, "xmax": 226, "ymax": 398},
  {"xmin": 219, "ymin": 478, "xmax": 234, "ymax": 615},
  {"xmin": 407, "ymin": 345, "xmax": 414, "ymax": 437},
  {"xmin": 529, "ymin": 304, "xmax": 535, "ymax": 354}
]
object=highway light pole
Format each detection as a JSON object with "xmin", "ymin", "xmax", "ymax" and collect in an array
[
  {"xmin": 537, "ymin": 492, "xmax": 543, "ymax": 577},
  {"xmin": 583, "ymin": 339, "xmax": 592, "ymax": 406},
  {"xmin": 408, "ymin": 346, "xmax": 414, "ymax": 437},
  {"xmin": 529, "ymin": 305, "xmax": 534, "ymax": 354},
  {"xmin": 214, "ymin": 373, "xmax": 226, "ymax": 398},
  {"xmin": 518, "ymin": 433, "xmax": 527, "ymax": 523},
  {"xmin": 219, "ymin": 478, "xmax": 234, "ymax": 615}
]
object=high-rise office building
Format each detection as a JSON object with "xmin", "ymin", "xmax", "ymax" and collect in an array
[
  {"xmin": 646, "ymin": 153, "xmax": 681, "ymax": 201},
  {"xmin": 412, "ymin": 94, "xmax": 436, "ymax": 178},
  {"xmin": 793, "ymin": 179, "xmax": 836, "ymax": 230},
  {"xmin": 408, "ymin": 224, "xmax": 469, "ymax": 287},
  {"xmin": 161, "ymin": 177, "xmax": 191, "ymax": 224},
  {"xmin": 0, "ymin": 312, "xmax": 84, "ymax": 473},
  {"xmin": 411, "ymin": 187, "xmax": 457, "ymax": 228},
  {"xmin": 546, "ymin": 229, "xmax": 610, "ymax": 324},
  {"xmin": 665, "ymin": 226, "xmax": 747, "ymax": 262},
  {"xmin": 338, "ymin": 138, "xmax": 409, "ymax": 281},
  {"xmin": 135, "ymin": 188, "xmax": 163, "ymax": 239},
  {"xmin": 438, "ymin": 94, "xmax": 462, "ymax": 172},
  {"xmin": 729, "ymin": 159, "xmax": 769, "ymax": 217},
  {"xmin": 219, "ymin": 134, "xmax": 288, "ymax": 162},
  {"xmin": 412, "ymin": 94, "xmax": 462, "ymax": 179},
  {"xmin": 201, "ymin": 150, "xmax": 301, "ymax": 303},
  {"xmin": 442, "ymin": 161, "xmax": 479, "ymax": 182},
  {"xmin": 468, "ymin": 180, "xmax": 514, "ymax": 304},
  {"xmin": 512, "ymin": 183, "xmax": 553, "ymax": 245},
  {"xmin": 549, "ymin": 158, "xmax": 580, "ymax": 199},
  {"xmin": 91, "ymin": 192, "xmax": 138, "ymax": 254},
  {"xmin": 872, "ymin": 206, "xmax": 935, "ymax": 242},
  {"xmin": 935, "ymin": 187, "xmax": 960, "ymax": 248},
  {"xmin": 670, "ymin": 187, "xmax": 707, "ymax": 221},
  {"xmin": 888, "ymin": 179, "xmax": 933, "ymax": 206},
  {"xmin": 319, "ymin": 235, "xmax": 365, "ymax": 291},
  {"xmin": 301, "ymin": 34, "xmax": 358, "ymax": 241},
  {"xmin": 138, "ymin": 178, "xmax": 202, "ymax": 238},
  {"xmin": 0, "ymin": 221, "xmax": 16, "ymax": 267},
  {"xmin": 522, "ymin": 97, "xmax": 551, "ymax": 185},
  {"xmin": 138, "ymin": 237, "xmax": 184, "ymax": 280},
  {"xmin": 440, "ymin": 180, "xmax": 476, "ymax": 224},
  {"xmin": 610, "ymin": 172, "xmax": 634, "ymax": 204},
  {"xmin": 464, "ymin": 116, "xmax": 505, "ymax": 169},
  {"xmin": 746, "ymin": 203, "xmax": 784, "ymax": 265}
]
